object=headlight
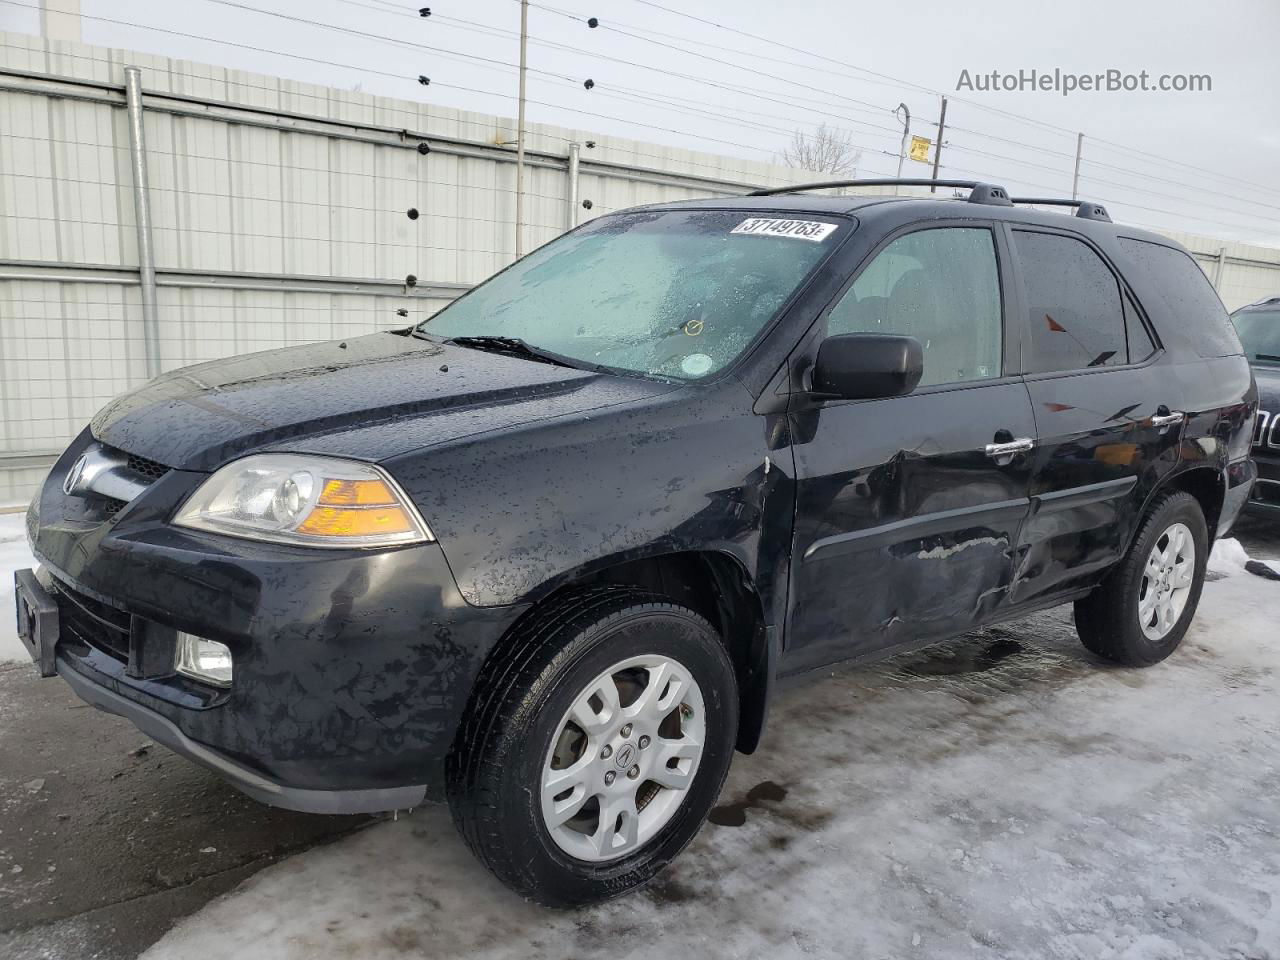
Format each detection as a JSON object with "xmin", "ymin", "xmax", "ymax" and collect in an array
[{"xmin": 173, "ymin": 454, "xmax": 432, "ymax": 547}]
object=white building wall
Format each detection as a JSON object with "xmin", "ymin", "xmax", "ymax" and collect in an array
[{"xmin": 2, "ymin": 29, "xmax": 1278, "ymax": 504}]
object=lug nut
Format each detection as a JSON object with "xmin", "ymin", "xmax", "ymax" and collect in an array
[
  {"xmin": 604, "ymin": 771, "xmax": 616, "ymax": 786},
  {"xmin": 638, "ymin": 735, "xmax": 651, "ymax": 749},
  {"xmin": 600, "ymin": 745, "xmax": 613, "ymax": 760},
  {"xmin": 627, "ymin": 765, "xmax": 640, "ymax": 779},
  {"xmin": 620, "ymin": 723, "xmax": 633, "ymax": 738}
]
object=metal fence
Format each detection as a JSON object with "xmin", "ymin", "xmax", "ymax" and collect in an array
[{"xmin": 2, "ymin": 29, "xmax": 1279, "ymax": 504}]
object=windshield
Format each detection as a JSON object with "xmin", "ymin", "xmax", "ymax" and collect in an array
[
  {"xmin": 417, "ymin": 210, "xmax": 845, "ymax": 380},
  {"xmin": 1231, "ymin": 308, "xmax": 1280, "ymax": 365}
]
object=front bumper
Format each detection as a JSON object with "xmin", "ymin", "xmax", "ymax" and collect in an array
[
  {"xmin": 21, "ymin": 432, "xmax": 526, "ymax": 812},
  {"xmin": 59, "ymin": 649, "xmax": 428, "ymax": 814}
]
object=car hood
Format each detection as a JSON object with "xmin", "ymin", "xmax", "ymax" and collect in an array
[{"xmin": 90, "ymin": 332, "xmax": 672, "ymax": 471}]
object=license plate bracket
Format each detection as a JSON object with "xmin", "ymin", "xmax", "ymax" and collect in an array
[{"xmin": 13, "ymin": 569, "xmax": 59, "ymax": 678}]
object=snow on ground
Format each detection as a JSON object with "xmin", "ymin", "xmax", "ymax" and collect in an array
[
  {"xmin": 0, "ymin": 513, "xmax": 36, "ymax": 663},
  {"xmin": 140, "ymin": 542, "xmax": 1280, "ymax": 960}
]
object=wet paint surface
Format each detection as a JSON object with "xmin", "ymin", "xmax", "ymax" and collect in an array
[{"xmin": 23, "ymin": 196, "xmax": 1259, "ymax": 812}]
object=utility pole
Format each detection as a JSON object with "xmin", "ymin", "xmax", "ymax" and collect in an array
[
  {"xmin": 514, "ymin": 0, "xmax": 529, "ymax": 258},
  {"xmin": 893, "ymin": 103, "xmax": 911, "ymax": 195},
  {"xmin": 1213, "ymin": 246, "xmax": 1227, "ymax": 290},
  {"xmin": 1071, "ymin": 132, "xmax": 1084, "ymax": 200},
  {"xmin": 930, "ymin": 96, "xmax": 947, "ymax": 193},
  {"xmin": 124, "ymin": 67, "xmax": 161, "ymax": 379},
  {"xmin": 566, "ymin": 141, "xmax": 582, "ymax": 229}
]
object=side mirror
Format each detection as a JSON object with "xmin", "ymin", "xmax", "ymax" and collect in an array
[{"xmin": 812, "ymin": 333, "xmax": 923, "ymax": 400}]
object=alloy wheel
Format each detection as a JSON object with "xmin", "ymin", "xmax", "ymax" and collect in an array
[
  {"xmin": 540, "ymin": 654, "xmax": 705, "ymax": 862},
  {"xmin": 1138, "ymin": 521, "xmax": 1196, "ymax": 641}
]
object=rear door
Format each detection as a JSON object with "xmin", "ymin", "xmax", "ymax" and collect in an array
[
  {"xmin": 786, "ymin": 222, "xmax": 1037, "ymax": 673},
  {"xmin": 1008, "ymin": 226, "xmax": 1180, "ymax": 606}
]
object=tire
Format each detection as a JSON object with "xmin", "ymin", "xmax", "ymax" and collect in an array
[
  {"xmin": 446, "ymin": 586, "xmax": 738, "ymax": 907},
  {"xmin": 1074, "ymin": 491, "xmax": 1208, "ymax": 667}
]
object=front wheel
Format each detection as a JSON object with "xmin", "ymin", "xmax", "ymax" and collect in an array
[
  {"xmin": 446, "ymin": 587, "xmax": 738, "ymax": 906},
  {"xmin": 1074, "ymin": 490, "xmax": 1208, "ymax": 667}
]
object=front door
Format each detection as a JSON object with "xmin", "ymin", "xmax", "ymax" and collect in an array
[{"xmin": 785, "ymin": 224, "xmax": 1036, "ymax": 674}]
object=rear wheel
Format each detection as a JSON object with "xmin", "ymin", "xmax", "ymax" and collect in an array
[
  {"xmin": 1074, "ymin": 491, "xmax": 1208, "ymax": 667},
  {"xmin": 446, "ymin": 587, "xmax": 738, "ymax": 906}
]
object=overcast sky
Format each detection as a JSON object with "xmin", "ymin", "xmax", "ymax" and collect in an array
[{"xmin": 3, "ymin": 0, "xmax": 1279, "ymax": 246}]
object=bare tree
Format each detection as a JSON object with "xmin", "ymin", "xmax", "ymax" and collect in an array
[{"xmin": 780, "ymin": 124, "xmax": 861, "ymax": 176}]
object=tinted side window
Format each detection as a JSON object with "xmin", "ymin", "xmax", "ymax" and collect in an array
[
  {"xmin": 1015, "ymin": 231, "xmax": 1126, "ymax": 374},
  {"xmin": 1117, "ymin": 238, "xmax": 1241, "ymax": 358},
  {"xmin": 827, "ymin": 227, "xmax": 1002, "ymax": 386}
]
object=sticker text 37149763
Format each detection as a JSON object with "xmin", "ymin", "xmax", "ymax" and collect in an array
[{"xmin": 730, "ymin": 218, "xmax": 838, "ymax": 242}]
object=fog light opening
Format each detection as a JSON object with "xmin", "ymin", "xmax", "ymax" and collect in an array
[{"xmin": 175, "ymin": 633, "xmax": 233, "ymax": 688}]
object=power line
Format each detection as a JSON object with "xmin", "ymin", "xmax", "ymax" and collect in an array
[
  {"xmin": 320, "ymin": 0, "xmax": 916, "ymax": 133},
  {"xmin": 1082, "ymin": 135, "xmax": 1280, "ymax": 202},
  {"xmin": 0, "ymin": 33, "xmax": 790, "ymax": 187},
  {"xmin": 199, "ymin": 0, "xmax": 926, "ymax": 168},
  {"xmin": 619, "ymin": 0, "xmax": 1280, "ymax": 202},
  {"xmin": 198, "ymin": 0, "xmax": 583, "ymax": 84},
  {"xmin": 6, "ymin": 0, "xmax": 1277, "ymax": 240},
  {"xmin": 624, "ymin": 0, "xmax": 941, "ymax": 99},
  {"xmin": 0, "ymin": 0, "xmax": 779, "ymax": 161},
  {"xmin": 196, "ymin": 0, "xmax": 906, "ymax": 164},
  {"xmin": 946, "ymin": 138, "xmax": 1280, "ymax": 224},
  {"xmin": 527, "ymin": 0, "xmax": 938, "ymax": 122},
  {"xmin": 540, "ymin": 8, "xmax": 897, "ymax": 118},
  {"xmin": 510, "ymin": 0, "xmax": 1280, "ymax": 213},
  {"xmin": 945, "ymin": 122, "xmax": 1280, "ymax": 216}
]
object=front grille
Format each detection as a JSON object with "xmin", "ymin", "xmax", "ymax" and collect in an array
[
  {"xmin": 126, "ymin": 452, "xmax": 169, "ymax": 481},
  {"xmin": 50, "ymin": 579, "xmax": 131, "ymax": 662},
  {"xmin": 1255, "ymin": 411, "xmax": 1278, "ymax": 450},
  {"xmin": 57, "ymin": 442, "xmax": 170, "ymax": 523}
]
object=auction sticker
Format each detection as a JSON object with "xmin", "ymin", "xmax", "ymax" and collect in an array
[{"xmin": 730, "ymin": 217, "xmax": 837, "ymax": 242}]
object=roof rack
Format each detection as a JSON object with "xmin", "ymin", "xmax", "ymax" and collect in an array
[
  {"xmin": 747, "ymin": 178, "xmax": 1013, "ymax": 207},
  {"xmin": 1009, "ymin": 197, "xmax": 1113, "ymax": 223}
]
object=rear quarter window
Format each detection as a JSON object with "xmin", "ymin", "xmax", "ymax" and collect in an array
[{"xmin": 1117, "ymin": 238, "xmax": 1242, "ymax": 358}]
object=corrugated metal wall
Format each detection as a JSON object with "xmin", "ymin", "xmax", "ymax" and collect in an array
[{"xmin": 2, "ymin": 30, "xmax": 1279, "ymax": 504}]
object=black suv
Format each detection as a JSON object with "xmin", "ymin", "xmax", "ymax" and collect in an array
[
  {"xmin": 14, "ymin": 180, "xmax": 1258, "ymax": 906},
  {"xmin": 1231, "ymin": 297, "xmax": 1280, "ymax": 516}
]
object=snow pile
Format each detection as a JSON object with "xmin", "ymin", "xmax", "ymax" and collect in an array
[
  {"xmin": 1207, "ymin": 537, "xmax": 1251, "ymax": 577},
  {"xmin": 142, "ymin": 539, "xmax": 1280, "ymax": 960},
  {"xmin": 0, "ymin": 512, "xmax": 36, "ymax": 663}
]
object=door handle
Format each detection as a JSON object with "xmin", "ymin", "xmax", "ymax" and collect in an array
[
  {"xmin": 1151, "ymin": 411, "xmax": 1184, "ymax": 427},
  {"xmin": 985, "ymin": 438, "xmax": 1034, "ymax": 459}
]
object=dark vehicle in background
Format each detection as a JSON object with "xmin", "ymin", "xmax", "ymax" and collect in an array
[
  {"xmin": 14, "ymin": 179, "xmax": 1257, "ymax": 906},
  {"xmin": 1231, "ymin": 297, "xmax": 1280, "ymax": 518}
]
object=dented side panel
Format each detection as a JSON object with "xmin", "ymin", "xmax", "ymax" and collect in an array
[{"xmin": 785, "ymin": 381, "xmax": 1037, "ymax": 674}]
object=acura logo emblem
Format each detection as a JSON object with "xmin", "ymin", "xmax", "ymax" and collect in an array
[{"xmin": 63, "ymin": 454, "xmax": 88, "ymax": 496}]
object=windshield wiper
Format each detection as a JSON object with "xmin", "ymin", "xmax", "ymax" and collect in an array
[
  {"xmin": 444, "ymin": 335, "xmax": 588, "ymax": 370},
  {"xmin": 1256, "ymin": 353, "xmax": 1280, "ymax": 363}
]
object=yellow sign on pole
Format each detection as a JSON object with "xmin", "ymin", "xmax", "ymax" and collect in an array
[{"xmin": 909, "ymin": 135, "xmax": 932, "ymax": 164}]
